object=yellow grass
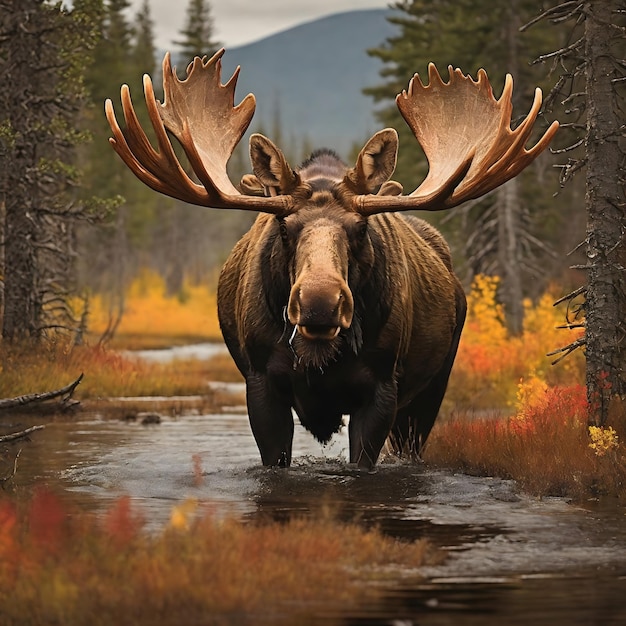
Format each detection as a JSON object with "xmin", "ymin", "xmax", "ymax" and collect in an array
[{"xmin": 0, "ymin": 342, "xmax": 221, "ymax": 400}]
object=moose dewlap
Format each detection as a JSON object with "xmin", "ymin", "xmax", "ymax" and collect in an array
[{"xmin": 106, "ymin": 49, "xmax": 558, "ymax": 469}]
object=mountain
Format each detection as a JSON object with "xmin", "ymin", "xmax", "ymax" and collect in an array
[{"xmin": 213, "ymin": 8, "xmax": 401, "ymax": 161}]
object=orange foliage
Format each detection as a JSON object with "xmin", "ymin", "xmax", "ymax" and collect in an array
[
  {"xmin": 445, "ymin": 275, "xmax": 585, "ymax": 410},
  {"xmin": 0, "ymin": 491, "xmax": 440, "ymax": 625}
]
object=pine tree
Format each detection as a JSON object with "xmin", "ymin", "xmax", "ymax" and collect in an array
[
  {"xmin": 79, "ymin": 0, "xmax": 160, "ymax": 304},
  {"xmin": 175, "ymin": 0, "xmax": 220, "ymax": 68},
  {"xmin": 132, "ymin": 0, "xmax": 156, "ymax": 76},
  {"xmin": 0, "ymin": 0, "xmax": 101, "ymax": 341}
]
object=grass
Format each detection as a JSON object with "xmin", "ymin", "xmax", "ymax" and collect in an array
[
  {"xmin": 0, "ymin": 490, "xmax": 441, "ymax": 626},
  {"xmin": 0, "ymin": 336, "xmax": 246, "ymax": 407},
  {"xmin": 0, "ymin": 343, "xmax": 220, "ymax": 401}
]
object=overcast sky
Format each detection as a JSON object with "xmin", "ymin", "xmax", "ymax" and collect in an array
[{"xmin": 128, "ymin": 0, "xmax": 390, "ymax": 50}]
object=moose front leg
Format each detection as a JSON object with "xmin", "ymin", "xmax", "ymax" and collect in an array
[
  {"xmin": 246, "ymin": 374, "xmax": 294, "ymax": 467},
  {"xmin": 348, "ymin": 381, "xmax": 397, "ymax": 470}
]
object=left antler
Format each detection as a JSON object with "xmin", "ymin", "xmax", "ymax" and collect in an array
[
  {"xmin": 105, "ymin": 50, "xmax": 292, "ymax": 215},
  {"xmin": 354, "ymin": 64, "xmax": 559, "ymax": 215}
]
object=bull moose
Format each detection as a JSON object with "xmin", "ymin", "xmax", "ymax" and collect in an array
[{"xmin": 105, "ymin": 50, "xmax": 558, "ymax": 469}]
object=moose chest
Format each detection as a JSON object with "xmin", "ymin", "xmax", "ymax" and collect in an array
[{"xmin": 264, "ymin": 343, "xmax": 397, "ymax": 444}]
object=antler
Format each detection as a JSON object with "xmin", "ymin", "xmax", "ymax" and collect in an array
[
  {"xmin": 105, "ymin": 49, "xmax": 292, "ymax": 215},
  {"xmin": 354, "ymin": 64, "xmax": 559, "ymax": 215}
]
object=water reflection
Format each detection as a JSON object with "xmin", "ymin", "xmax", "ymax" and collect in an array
[{"xmin": 341, "ymin": 572, "xmax": 626, "ymax": 625}]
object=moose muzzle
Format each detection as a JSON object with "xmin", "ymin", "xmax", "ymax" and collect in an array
[{"xmin": 288, "ymin": 276, "xmax": 354, "ymax": 341}]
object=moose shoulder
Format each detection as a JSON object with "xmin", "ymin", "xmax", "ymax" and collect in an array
[{"xmin": 106, "ymin": 50, "xmax": 558, "ymax": 469}]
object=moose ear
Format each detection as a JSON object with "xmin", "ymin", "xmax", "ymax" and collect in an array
[
  {"xmin": 249, "ymin": 134, "xmax": 299, "ymax": 195},
  {"xmin": 345, "ymin": 129, "xmax": 399, "ymax": 194}
]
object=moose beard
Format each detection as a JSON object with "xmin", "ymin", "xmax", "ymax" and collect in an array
[{"xmin": 288, "ymin": 317, "xmax": 363, "ymax": 372}]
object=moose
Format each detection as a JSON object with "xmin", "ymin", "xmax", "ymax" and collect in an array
[{"xmin": 105, "ymin": 50, "xmax": 558, "ymax": 469}]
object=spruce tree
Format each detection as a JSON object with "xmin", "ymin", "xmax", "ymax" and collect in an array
[
  {"xmin": 175, "ymin": 0, "xmax": 221, "ymax": 67},
  {"xmin": 79, "ymin": 0, "xmax": 159, "ymax": 304},
  {"xmin": 132, "ymin": 0, "xmax": 156, "ymax": 76},
  {"xmin": 0, "ymin": 0, "xmax": 101, "ymax": 341}
]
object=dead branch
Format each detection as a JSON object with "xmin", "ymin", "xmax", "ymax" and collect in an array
[
  {"xmin": 553, "ymin": 284, "xmax": 587, "ymax": 306},
  {"xmin": 520, "ymin": 1, "xmax": 583, "ymax": 32},
  {"xmin": 1, "ymin": 448, "xmax": 21, "ymax": 488},
  {"xmin": 0, "ymin": 425, "xmax": 45, "ymax": 444},
  {"xmin": 0, "ymin": 373, "xmax": 83, "ymax": 412},
  {"xmin": 547, "ymin": 336, "xmax": 586, "ymax": 364}
]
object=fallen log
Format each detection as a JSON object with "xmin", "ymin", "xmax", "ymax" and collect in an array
[{"xmin": 0, "ymin": 373, "xmax": 83, "ymax": 412}]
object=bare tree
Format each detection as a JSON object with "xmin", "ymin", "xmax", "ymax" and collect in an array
[{"xmin": 530, "ymin": 1, "xmax": 626, "ymax": 425}]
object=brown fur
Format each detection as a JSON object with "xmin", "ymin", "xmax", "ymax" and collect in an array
[{"xmin": 218, "ymin": 146, "xmax": 466, "ymax": 469}]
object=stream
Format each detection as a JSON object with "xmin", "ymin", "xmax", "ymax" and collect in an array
[{"xmin": 6, "ymin": 342, "xmax": 626, "ymax": 624}]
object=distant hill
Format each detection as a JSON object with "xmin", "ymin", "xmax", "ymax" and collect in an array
[{"xmin": 210, "ymin": 8, "xmax": 401, "ymax": 161}]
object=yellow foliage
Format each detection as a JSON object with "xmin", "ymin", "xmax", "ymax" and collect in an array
[
  {"xmin": 169, "ymin": 499, "xmax": 198, "ymax": 531},
  {"xmin": 514, "ymin": 372, "xmax": 549, "ymax": 415},
  {"xmin": 588, "ymin": 426, "xmax": 620, "ymax": 457},
  {"xmin": 86, "ymin": 270, "xmax": 222, "ymax": 348},
  {"xmin": 446, "ymin": 275, "xmax": 585, "ymax": 410}
]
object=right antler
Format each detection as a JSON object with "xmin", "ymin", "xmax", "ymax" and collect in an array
[
  {"xmin": 354, "ymin": 64, "xmax": 559, "ymax": 215},
  {"xmin": 105, "ymin": 50, "xmax": 292, "ymax": 215}
]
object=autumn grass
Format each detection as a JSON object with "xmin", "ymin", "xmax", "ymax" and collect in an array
[
  {"xmin": 0, "ymin": 490, "xmax": 441, "ymax": 626},
  {"xmin": 424, "ymin": 276, "xmax": 626, "ymax": 500},
  {"xmin": 426, "ymin": 375, "xmax": 626, "ymax": 500},
  {"xmin": 0, "ymin": 341, "xmax": 236, "ymax": 402},
  {"xmin": 425, "ymin": 385, "xmax": 626, "ymax": 499},
  {"xmin": 425, "ymin": 386, "xmax": 626, "ymax": 500}
]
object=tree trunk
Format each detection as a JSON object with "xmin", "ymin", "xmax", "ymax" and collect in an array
[
  {"xmin": 497, "ymin": 178, "xmax": 524, "ymax": 335},
  {"xmin": 496, "ymin": 1, "xmax": 525, "ymax": 335},
  {"xmin": 1, "ymin": 1, "xmax": 43, "ymax": 340},
  {"xmin": 584, "ymin": 0, "xmax": 626, "ymax": 425}
]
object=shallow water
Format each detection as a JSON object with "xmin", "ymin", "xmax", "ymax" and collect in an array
[
  {"xmin": 124, "ymin": 341, "xmax": 228, "ymax": 363},
  {"xmin": 8, "ymin": 406, "xmax": 626, "ymax": 624}
]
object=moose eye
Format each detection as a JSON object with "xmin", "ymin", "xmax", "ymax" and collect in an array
[{"xmin": 356, "ymin": 220, "xmax": 368, "ymax": 241}]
